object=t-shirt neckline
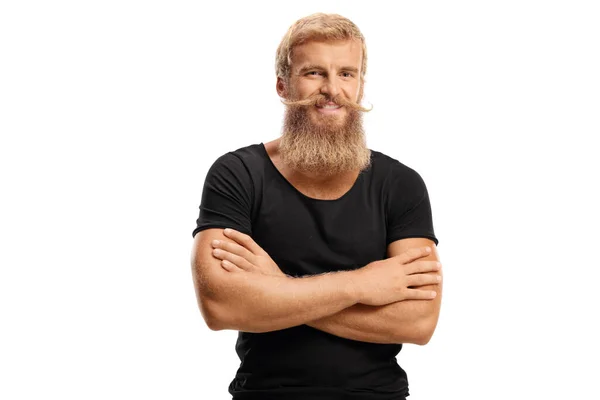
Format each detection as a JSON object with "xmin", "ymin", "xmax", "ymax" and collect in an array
[{"xmin": 258, "ymin": 142, "xmax": 365, "ymax": 203}]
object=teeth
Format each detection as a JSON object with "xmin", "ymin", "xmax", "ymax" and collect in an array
[{"xmin": 320, "ymin": 104, "xmax": 340, "ymax": 109}]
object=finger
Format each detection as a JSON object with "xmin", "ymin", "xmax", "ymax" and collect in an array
[
  {"xmin": 403, "ymin": 288, "xmax": 437, "ymax": 300},
  {"xmin": 221, "ymin": 260, "xmax": 241, "ymax": 272},
  {"xmin": 396, "ymin": 246, "xmax": 432, "ymax": 265},
  {"xmin": 407, "ymin": 273, "xmax": 442, "ymax": 287},
  {"xmin": 212, "ymin": 239, "xmax": 255, "ymax": 262},
  {"xmin": 223, "ymin": 229, "xmax": 262, "ymax": 255},
  {"xmin": 406, "ymin": 260, "xmax": 442, "ymax": 275},
  {"xmin": 213, "ymin": 249, "xmax": 255, "ymax": 271}
]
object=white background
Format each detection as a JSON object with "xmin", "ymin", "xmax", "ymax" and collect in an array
[{"xmin": 1, "ymin": 1, "xmax": 599, "ymax": 399}]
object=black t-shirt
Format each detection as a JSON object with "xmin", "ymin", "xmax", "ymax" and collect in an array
[{"xmin": 193, "ymin": 143, "xmax": 438, "ymax": 400}]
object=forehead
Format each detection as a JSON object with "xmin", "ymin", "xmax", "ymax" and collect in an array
[{"xmin": 290, "ymin": 39, "xmax": 362, "ymax": 72}]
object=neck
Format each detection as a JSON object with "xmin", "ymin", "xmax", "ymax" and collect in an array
[{"xmin": 266, "ymin": 138, "xmax": 359, "ymax": 179}]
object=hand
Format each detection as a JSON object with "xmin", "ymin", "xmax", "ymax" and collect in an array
[
  {"xmin": 211, "ymin": 228, "xmax": 287, "ymax": 278},
  {"xmin": 353, "ymin": 247, "xmax": 442, "ymax": 306}
]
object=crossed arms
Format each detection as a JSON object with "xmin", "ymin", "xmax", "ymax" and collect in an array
[{"xmin": 191, "ymin": 228, "xmax": 443, "ymax": 345}]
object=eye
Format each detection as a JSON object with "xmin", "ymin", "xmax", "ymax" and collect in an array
[
  {"xmin": 306, "ymin": 71, "xmax": 323, "ymax": 76},
  {"xmin": 341, "ymin": 72, "xmax": 354, "ymax": 78}
]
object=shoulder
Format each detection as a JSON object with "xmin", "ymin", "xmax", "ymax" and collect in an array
[
  {"xmin": 368, "ymin": 149, "xmax": 426, "ymax": 190},
  {"xmin": 213, "ymin": 143, "xmax": 265, "ymax": 167},
  {"xmin": 207, "ymin": 143, "xmax": 268, "ymax": 176},
  {"xmin": 204, "ymin": 144, "xmax": 271, "ymax": 202},
  {"xmin": 229, "ymin": 143, "xmax": 266, "ymax": 162}
]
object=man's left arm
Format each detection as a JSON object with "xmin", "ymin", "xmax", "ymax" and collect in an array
[
  {"xmin": 306, "ymin": 237, "xmax": 442, "ymax": 345},
  {"xmin": 210, "ymin": 230, "xmax": 442, "ymax": 345}
]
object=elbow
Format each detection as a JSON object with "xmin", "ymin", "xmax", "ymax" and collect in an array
[
  {"xmin": 412, "ymin": 317, "xmax": 438, "ymax": 345},
  {"xmin": 412, "ymin": 330, "xmax": 434, "ymax": 346},
  {"xmin": 198, "ymin": 296, "xmax": 232, "ymax": 331},
  {"xmin": 193, "ymin": 278, "xmax": 234, "ymax": 331},
  {"xmin": 205, "ymin": 317, "xmax": 226, "ymax": 332},
  {"xmin": 201, "ymin": 299, "xmax": 267, "ymax": 332},
  {"xmin": 396, "ymin": 317, "xmax": 438, "ymax": 346},
  {"xmin": 191, "ymin": 270, "xmax": 264, "ymax": 333},
  {"xmin": 192, "ymin": 267, "xmax": 237, "ymax": 331}
]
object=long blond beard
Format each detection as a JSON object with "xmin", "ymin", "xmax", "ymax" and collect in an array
[{"xmin": 279, "ymin": 105, "xmax": 371, "ymax": 177}]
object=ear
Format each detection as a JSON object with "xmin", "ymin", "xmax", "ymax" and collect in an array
[
  {"xmin": 357, "ymin": 79, "xmax": 364, "ymax": 103},
  {"xmin": 276, "ymin": 77, "xmax": 287, "ymax": 98}
]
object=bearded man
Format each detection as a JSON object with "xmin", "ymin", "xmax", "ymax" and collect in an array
[{"xmin": 191, "ymin": 13, "xmax": 443, "ymax": 400}]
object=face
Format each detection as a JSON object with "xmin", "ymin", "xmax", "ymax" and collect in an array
[
  {"xmin": 277, "ymin": 39, "xmax": 371, "ymax": 177},
  {"xmin": 277, "ymin": 39, "xmax": 363, "ymax": 125}
]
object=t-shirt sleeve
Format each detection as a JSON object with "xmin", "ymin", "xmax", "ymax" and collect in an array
[
  {"xmin": 386, "ymin": 163, "xmax": 438, "ymax": 246},
  {"xmin": 192, "ymin": 152, "xmax": 253, "ymax": 238}
]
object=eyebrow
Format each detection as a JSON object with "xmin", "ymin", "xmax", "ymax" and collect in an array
[{"xmin": 296, "ymin": 64, "xmax": 360, "ymax": 75}]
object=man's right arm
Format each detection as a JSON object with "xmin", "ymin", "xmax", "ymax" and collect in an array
[
  {"xmin": 191, "ymin": 228, "xmax": 362, "ymax": 333},
  {"xmin": 191, "ymin": 228, "xmax": 439, "ymax": 333}
]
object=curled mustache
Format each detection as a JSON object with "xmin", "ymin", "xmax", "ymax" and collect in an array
[{"xmin": 282, "ymin": 94, "xmax": 373, "ymax": 112}]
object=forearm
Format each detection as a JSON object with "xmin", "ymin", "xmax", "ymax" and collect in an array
[
  {"xmin": 195, "ymin": 231, "xmax": 442, "ymax": 338},
  {"xmin": 307, "ymin": 283, "xmax": 442, "ymax": 345},
  {"xmin": 199, "ymin": 268, "xmax": 360, "ymax": 333}
]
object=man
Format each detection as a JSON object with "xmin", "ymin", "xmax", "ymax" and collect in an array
[{"xmin": 191, "ymin": 13, "xmax": 442, "ymax": 400}]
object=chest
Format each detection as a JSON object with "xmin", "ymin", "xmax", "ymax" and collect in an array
[{"xmin": 251, "ymin": 182, "xmax": 388, "ymax": 276}]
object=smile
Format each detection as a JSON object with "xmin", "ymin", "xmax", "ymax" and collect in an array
[{"xmin": 316, "ymin": 103, "xmax": 343, "ymax": 114}]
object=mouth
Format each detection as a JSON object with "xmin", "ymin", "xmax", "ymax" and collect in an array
[{"xmin": 315, "ymin": 102, "xmax": 343, "ymax": 114}]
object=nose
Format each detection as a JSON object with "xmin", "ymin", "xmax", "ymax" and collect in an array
[{"xmin": 320, "ymin": 77, "xmax": 340, "ymax": 99}]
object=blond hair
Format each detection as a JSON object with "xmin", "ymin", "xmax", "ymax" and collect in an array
[{"xmin": 275, "ymin": 13, "xmax": 367, "ymax": 83}]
